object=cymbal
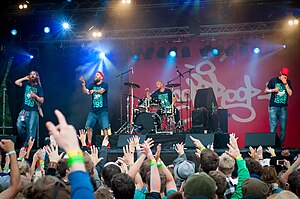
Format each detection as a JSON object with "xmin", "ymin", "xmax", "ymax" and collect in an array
[
  {"xmin": 122, "ymin": 94, "xmax": 139, "ymax": 99},
  {"xmin": 124, "ymin": 82, "xmax": 140, "ymax": 88},
  {"xmin": 166, "ymin": 83, "xmax": 180, "ymax": 88}
]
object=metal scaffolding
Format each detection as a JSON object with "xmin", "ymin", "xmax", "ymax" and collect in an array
[{"xmin": 23, "ymin": 20, "xmax": 293, "ymax": 43}]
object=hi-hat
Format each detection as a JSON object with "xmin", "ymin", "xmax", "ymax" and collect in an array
[
  {"xmin": 124, "ymin": 82, "xmax": 140, "ymax": 88},
  {"xmin": 166, "ymin": 83, "xmax": 180, "ymax": 88}
]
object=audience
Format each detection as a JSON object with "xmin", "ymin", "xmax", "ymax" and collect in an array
[{"xmin": 0, "ymin": 110, "xmax": 299, "ymax": 199}]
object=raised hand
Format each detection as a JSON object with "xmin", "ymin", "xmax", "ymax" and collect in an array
[
  {"xmin": 27, "ymin": 137, "xmax": 35, "ymax": 150},
  {"xmin": 257, "ymin": 146, "xmax": 263, "ymax": 160},
  {"xmin": 226, "ymin": 142, "xmax": 241, "ymax": 159},
  {"xmin": 85, "ymin": 145, "xmax": 102, "ymax": 167},
  {"xmin": 154, "ymin": 143, "xmax": 161, "ymax": 161},
  {"xmin": 175, "ymin": 142, "xmax": 185, "ymax": 156},
  {"xmin": 119, "ymin": 145, "xmax": 134, "ymax": 166},
  {"xmin": 0, "ymin": 139, "xmax": 15, "ymax": 153},
  {"xmin": 266, "ymin": 147, "xmax": 275, "ymax": 156},
  {"xmin": 248, "ymin": 146, "xmax": 258, "ymax": 160},
  {"xmin": 46, "ymin": 144, "xmax": 64, "ymax": 163},
  {"xmin": 127, "ymin": 137, "xmax": 136, "ymax": 152},
  {"xmin": 190, "ymin": 136, "xmax": 203, "ymax": 149},
  {"xmin": 229, "ymin": 133, "xmax": 238, "ymax": 149},
  {"xmin": 144, "ymin": 138, "xmax": 154, "ymax": 149},
  {"xmin": 79, "ymin": 76, "xmax": 85, "ymax": 84},
  {"xmin": 46, "ymin": 110, "xmax": 80, "ymax": 152},
  {"xmin": 18, "ymin": 147, "xmax": 27, "ymax": 158},
  {"xmin": 77, "ymin": 129, "xmax": 87, "ymax": 144}
]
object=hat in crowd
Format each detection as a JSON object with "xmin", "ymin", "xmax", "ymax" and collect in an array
[
  {"xmin": 272, "ymin": 190, "xmax": 298, "ymax": 199},
  {"xmin": 0, "ymin": 175, "xmax": 10, "ymax": 191},
  {"xmin": 242, "ymin": 178, "xmax": 269, "ymax": 198},
  {"xmin": 280, "ymin": 68, "xmax": 289, "ymax": 76},
  {"xmin": 96, "ymin": 71, "xmax": 104, "ymax": 79},
  {"xmin": 174, "ymin": 160, "xmax": 195, "ymax": 180},
  {"xmin": 184, "ymin": 172, "xmax": 217, "ymax": 199}
]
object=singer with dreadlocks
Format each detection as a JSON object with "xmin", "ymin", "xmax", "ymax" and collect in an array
[{"xmin": 15, "ymin": 71, "xmax": 44, "ymax": 147}]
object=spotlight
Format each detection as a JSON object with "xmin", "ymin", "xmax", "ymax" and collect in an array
[
  {"xmin": 143, "ymin": 47, "xmax": 154, "ymax": 60},
  {"xmin": 23, "ymin": 4, "xmax": 27, "ymax": 9},
  {"xmin": 62, "ymin": 22, "xmax": 70, "ymax": 30},
  {"xmin": 99, "ymin": 52, "xmax": 105, "ymax": 59},
  {"xmin": 294, "ymin": 19, "xmax": 299, "ymax": 25},
  {"xmin": 29, "ymin": 55, "xmax": 34, "ymax": 59},
  {"xmin": 156, "ymin": 47, "xmax": 166, "ymax": 59},
  {"xmin": 11, "ymin": 29, "xmax": 17, "ymax": 36},
  {"xmin": 200, "ymin": 45, "xmax": 212, "ymax": 58},
  {"xmin": 44, "ymin": 27, "xmax": 50, "ymax": 33},
  {"xmin": 92, "ymin": 31, "xmax": 102, "ymax": 38},
  {"xmin": 212, "ymin": 48, "xmax": 219, "ymax": 56},
  {"xmin": 122, "ymin": 0, "xmax": 131, "ymax": 4},
  {"xmin": 253, "ymin": 47, "xmax": 261, "ymax": 54},
  {"xmin": 181, "ymin": 46, "xmax": 191, "ymax": 58},
  {"xmin": 19, "ymin": 4, "xmax": 23, "ymax": 9},
  {"xmin": 282, "ymin": 44, "xmax": 287, "ymax": 49},
  {"xmin": 169, "ymin": 50, "xmax": 176, "ymax": 57},
  {"xmin": 132, "ymin": 54, "xmax": 139, "ymax": 61},
  {"xmin": 288, "ymin": 20, "xmax": 293, "ymax": 26},
  {"xmin": 225, "ymin": 44, "xmax": 236, "ymax": 56}
]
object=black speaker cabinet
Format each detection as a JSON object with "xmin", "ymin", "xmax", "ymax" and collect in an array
[
  {"xmin": 185, "ymin": 134, "xmax": 215, "ymax": 148},
  {"xmin": 194, "ymin": 88, "xmax": 218, "ymax": 110},
  {"xmin": 217, "ymin": 109, "xmax": 228, "ymax": 133},
  {"xmin": 117, "ymin": 135, "xmax": 146, "ymax": 148},
  {"xmin": 245, "ymin": 132, "xmax": 277, "ymax": 148},
  {"xmin": 192, "ymin": 109, "xmax": 208, "ymax": 133}
]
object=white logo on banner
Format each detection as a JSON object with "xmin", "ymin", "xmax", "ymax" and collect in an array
[{"xmin": 173, "ymin": 60, "xmax": 266, "ymax": 123}]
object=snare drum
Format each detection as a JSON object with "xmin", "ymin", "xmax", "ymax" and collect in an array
[{"xmin": 150, "ymin": 98, "xmax": 161, "ymax": 110}]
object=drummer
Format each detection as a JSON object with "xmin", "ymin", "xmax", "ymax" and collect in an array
[{"xmin": 145, "ymin": 80, "xmax": 179, "ymax": 123}]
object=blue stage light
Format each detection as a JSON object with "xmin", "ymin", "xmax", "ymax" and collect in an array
[
  {"xmin": 99, "ymin": 52, "xmax": 105, "ymax": 59},
  {"xmin": 62, "ymin": 22, "xmax": 70, "ymax": 30},
  {"xmin": 212, "ymin": 48, "xmax": 219, "ymax": 56},
  {"xmin": 29, "ymin": 55, "xmax": 34, "ymax": 59},
  {"xmin": 132, "ymin": 54, "xmax": 139, "ymax": 61},
  {"xmin": 253, "ymin": 47, "xmax": 261, "ymax": 54},
  {"xmin": 44, "ymin": 27, "xmax": 50, "ymax": 33},
  {"xmin": 11, "ymin": 29, "xmax": 17, "ymax": 36},
  {"xmin": 169, "ymin": 50, "xmax": 176, "ymax": 57}
]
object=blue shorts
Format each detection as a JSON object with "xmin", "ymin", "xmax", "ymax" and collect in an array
[{"xmin": 85, "ymin": 111, "xmax": 109, "ymax": 131}]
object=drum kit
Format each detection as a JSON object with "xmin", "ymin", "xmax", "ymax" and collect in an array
[{"xmin": 116, "ymin": 82, "xmax": 181, "ymax": 134}]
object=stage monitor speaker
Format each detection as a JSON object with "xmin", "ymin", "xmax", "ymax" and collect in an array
[
  {"xmin": 214, "ymin": 133, "xmax": 229, "ymax": 149},
  {"xmin": 0, "ymin": 135, "xmax": 17, "ymax": 143},
  {"xmin": 194, "ymin": 88, "xmax": 218, "ymax": 110},
  {"xmin": 217, "ymin": 109, "xmax": 228, "ymax": 133},
  {"xmin": 245, "ymin": 132, "xmax": 277, "ymax": 148},
  {"xmin": 192, "ymin": 109, "xmax": 207, "ymax": 133},
  {"xmin": 185, "ymin": 134, "xmax": 214, "ymax": 148},
  {"xmin": 117, "ymin": 135, "xmax": 146, "ymax": 148}
]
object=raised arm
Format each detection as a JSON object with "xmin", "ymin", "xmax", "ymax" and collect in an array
[
  {"xmin": 79, "ymin": 76, "xmax": 89, "ymax": 94},
  {"xmin": 0, "ymin": 140, "xmax": 21, "ymax": 199},
  {"xmin": 15, "ymin": 75, "xmax": 29, "ymax": 87}
]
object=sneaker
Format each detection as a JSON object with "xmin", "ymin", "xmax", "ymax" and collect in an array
[{"xmin": 107, "ymin": 143, "xmax": 111, "ymax": 149}]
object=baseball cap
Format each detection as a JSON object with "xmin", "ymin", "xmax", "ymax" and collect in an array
[{"xmin": 280, "ymin": 68, "xmax": 289, "ymax": 76}]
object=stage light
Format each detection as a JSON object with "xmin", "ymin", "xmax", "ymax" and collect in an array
[
  {"xmin": 143, "ymin": 47, "xmax": 154, "ymax": 60},
  {"xmin": 19, "ymin": 4, "xmax": 23, "ymax": 9},
  {"xmin": 253, "ymin": 47, "xmax": 261, "ymax": 54},
  {"xmin": 23, "ymin": 4, "xmax": 27, "ymax": 9},
  {"xmin": 29, "ymin": 55, "xmax": 34, "ymax": 59},
  {"xmin": 62, "ymin": 22, "xmax": 70, "ymax": 30},
  {"xmin": 294, "ymin": 19, "xmax": 299, "ymax": 25},
  {"xmin": 92, "ymin": 31, "xmax": 102, "ymax": 38},
  {"xmin": 283, "ymin": 44, "xmax": 286, "ymax": 48},
  {"xmin": 181, "ymin": 46, "xmax": 191, "ymax": 58},
  {"xmin": 99, "ymin": 52, "xmax": 105, "ymax": 59},
  {"xmin": 11, "ymin": 29, "xmax": 17, "ymax": 36},
  {"xmin": 156, "ymin": 47, "xmax": 166, "ymax": 59},
  {"xmin": 169, "ymin": 50, "xmax": 176, "ymax": 57},
  {"xmin": 122, "ymin": 0, "xmax": 131, "ymax": 4},
  {"xmin": 225, "ymin": 44, "xmax": 236, "ymax": 56},
  {"xmin": 288, "ymin": 20, "xmax": 293, "ymax": 26},
  {"xmin": 132, "ymin": 54, "xmax": 139, "ymax": 61},
  {"xmin": 212, "ymin": 48, "xmax": 219, "ymax": 56},
  {"xmin": 44, "ymin": 27, "xmax": 50, "ymax": 33},
  {"xmin": 200, "ymin": 45, "xmax": 212, "ymax": 58}
]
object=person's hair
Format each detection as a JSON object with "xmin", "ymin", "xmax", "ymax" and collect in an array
[
  {"xmin": 84, "ymin": 153, "xmax": 94, "ymax": 174},
  {"xmin": 287, "ymin": 171, "xmax": 300, "ymax": 196},
  {"xmin": 218, "ymin": 153, "xmax": 235, "ymax": 176},
  {"xmin": 94, "ymin": 186, "xmax": 113, "ymax": 199},
  {"xmin": 22, "ymin": 175, "xmax": 71, "ymax": 199},
  {"xmin": 18, "ymin": 161, "xmax": 30, "ymax": 175},
  {"xmin": 111, "ymin": 173, "xmax": 135, "ymax": 199},
  {"xmin": 168, "ymin": 166, "xmax": 178, "ymax": 183},
  {"xmin": 277, "ymin": 170, "xmax": 287, "ymax": 190},
  {"xmin": 167, "ymin": 191, "xmax": 183, "ymax": 199},
  {"xmin": 57, "ymin": 159, "xmax": 69, "ymax": 178},
  {"xmin": 245, "ymin": 158, "xmax": 263, "ymax": 176},
  {"xmin": 102, "ymin": 164, "xmax": 121, "ymax": 188},
  {"xmin": 199, "ymin": 149, "xmax": 219, "ymax": 173},
  {"xmin": 146, "ymin": 170, "xmax": 167, "ymax": 194},
  {"xmin": 261, "ymin": 166, "xmax": 278, "ymax": 184},
  {"xmin": 209, "ymin": 170, "xmax": 227, "ymax": 199},
  {"xmin": 139, "ymin": 159, "xmax": 150, "ymax": 183},
  {"xmin": 29, "ymin": 70, "xmax": 41, "ymax": 86}
]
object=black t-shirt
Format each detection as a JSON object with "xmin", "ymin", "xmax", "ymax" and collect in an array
[
  {"xmin": 151, "ymin": 88, "xmax": 173, "ymax": 108},
  {"xmin": 87, "ymin": 82, "xmax": 108, "ymax": 113},
  {"xmin": 146, "ymin": 192, "xmax": 161, "ymax": 199},
  {"xmin": 267, "ymin": 77, "xmax": 293, "ymax": 107},
  {"xmin": 21, "ymin": 82, "xmax": 44, "ymax": 112}
]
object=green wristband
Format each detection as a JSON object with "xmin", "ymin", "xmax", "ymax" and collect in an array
[
  {"xmin": 17, "ymin": 157, "xmax": 24, "ymax": 161},
  {"xmin": 68, "ymin": 156, "xmax": 85, "ymax": 167},
  {"xmin": 150, "ymin": 162, "xmax": 157, "ymax": 167},
  {"xmin": 6, "ymin": 150, "xmax": 16, "ymax": 156},
  {"xmin": 3, "ymin": 167, "xmax": 9, "ymax": 171},
  {"xmin": 157, "ymin": 162, "xmax": 163, "ymax": 169}
]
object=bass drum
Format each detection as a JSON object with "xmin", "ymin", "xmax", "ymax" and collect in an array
[{"xmin": 134, "ymin": 112, "xmax": 161, "ymax": 134}]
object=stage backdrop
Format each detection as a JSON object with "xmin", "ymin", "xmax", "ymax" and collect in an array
[{"xmin": 129, "ymin": 35, "xmax": 300, "ymax": 148}]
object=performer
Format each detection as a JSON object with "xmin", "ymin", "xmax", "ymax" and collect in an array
[
  {"xmin": 146, "ymin": 80, "xmax": 180, "ymax": 123},
  {"xmin": 15, "ymin": 71, "xmax": 44, "ymax": 147},
  {"xmin": 79, "ymin": 71, "xmax": 109, "ymax": 148},
  {"xmin": 264, "ymin": 67, "xmax": 293, "ymax": 147}
]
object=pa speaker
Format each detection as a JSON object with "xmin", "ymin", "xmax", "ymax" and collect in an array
[
  {"xmin": 245, "ymin": 132, "xmax": 277, "ymax": 148},
  {"xmin": 185, "ymin": 134, "xmax": 215, "ymax": 148},
  {"xmin": 117, "ymin": 135, "xmax": 146, "ymax": 148},
  {"xmin": 194, "ymin": 88, "xmax": 218, "ymax": 110},
  {"xmin": 192, "ymin": 109, "xmax": 208, "ymax": 133}
]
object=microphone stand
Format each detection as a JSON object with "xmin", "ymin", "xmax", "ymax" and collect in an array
[
  {"xmin": 181, "ymin": 68, "xmax": 194, "ymax": 131},
  {"xmin": 115, "ymin": 67, "xmax": 133, "ymax": 132}
]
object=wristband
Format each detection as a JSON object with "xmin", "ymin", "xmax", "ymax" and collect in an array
[
  {"xmin": 199, "ymin": 146, "xmax": 205, "ymax": 152},
  {"xmin": 6, "ymin": 150, "xmax": 16, "ymax": 156},
  {"xmin": 17, "ymin": 157, "xmax": 24, "ymax": 161},
  {"xmin": 150, "ymin": 162, "xmax": 157, "ymax": 167},
  {"xmin": 157, "ymin": 162, "xmax": 163, "ymax": 169},
  {"xmin": 82, "ymin": 83, "xmax": 85, "ymax": 86},
  {"xmin": 67, "ymin": 150, "xmax": 83, "ymax": 158},
  {"xmin": 150, "ymin": 159, "xmax": 156, "ymax": 164},
  {"xmin": 271, "ymin": 153, "xmax": 276, "ymax": 157},
  {"xmin": 3, "ymin": 167, "xmax": 9, "ymax": 171},
  {"xmin": 236, "ymin": 155, "xmax": 242, "ymax": 160},
  {"xmin": 68, "ymin": 155, "xmax": 85, "ymax": 167}
]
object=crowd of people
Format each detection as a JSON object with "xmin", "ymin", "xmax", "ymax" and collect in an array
[{"xmin": 0, "ymin": 109, "xmax": 299, "ymax": 199}]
